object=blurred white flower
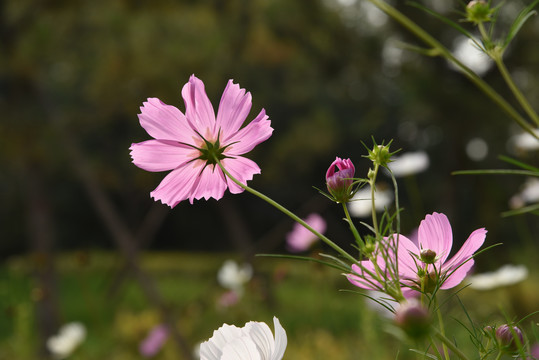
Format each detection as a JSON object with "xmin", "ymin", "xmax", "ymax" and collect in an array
[
  {"xmin": 365, "ymin": 290, "xmax": 401, "ymax": 318},
  {"xmin": 451, "ymin": 36, "xmax": 493, "ymax": 76},
  {"xmin": 509, "ymin": 178, "xmax": 539, "ymax": 209},
  {"xmin": 468, "ymin": 264, "xmax": 528, "ymax": 290},
  {"xmin": 508, "ymin": 128, "xmax": 539, "ymax": 152},
  {"xmin": 466, "ymin": 137, "xmax": 489, "ymax": 161},
  {"xmin": 348, "ymin": 185, "xmax": 393, "ymax": 218},
  {"xmin": 286, "ymin": 213, "xmax": 327, "ymax": 253},
  {"xmin": 217, "ymin": 260, "xmax": 253, "ymax": 293},
  {"xmin": 46, "ymin": 322, "xmax": 86, "ymax": 359},
  {"xmin": 387, "ymin": 151, "xmax": 429, "ymax": 177},
  {"xmin": 200, "ymin": 316, "xmax": 287, "ymax": 360}
]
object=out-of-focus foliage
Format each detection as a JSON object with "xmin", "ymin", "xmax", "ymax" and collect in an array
[{"xmin": 1, "ymin": 0, "xmax": 538, "ymax": 258}]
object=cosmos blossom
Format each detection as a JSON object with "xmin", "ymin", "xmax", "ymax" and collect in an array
[
  {"xmin": 286, "ymin": 213, "xmax": 327, "ymax": 252},
  {"xmin": 200, "ymin": 317, "xmax": 287, "ymax": 360},
  {"xmin": 130, "ymin": 75, "xmax": 273, "ymax": 207},
  {"xmin": 348, "ymin": 212, "xmax": 487, "ymax": 298}
]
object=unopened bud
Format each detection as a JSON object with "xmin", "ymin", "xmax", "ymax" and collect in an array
[
  {"xmin": 420, "ymin": 249, "xmax": 437, "ymax": 264},
  {"xmin": 465, "ymin": 0, "xmax": 494, "ymax": 24},
  {"xmin": 395, "ymin": 300, "xmax": 431, "ymax": 339},
  {"xmin": 495, "ymin": 324, "xmax": 524, "ymax": 352}
]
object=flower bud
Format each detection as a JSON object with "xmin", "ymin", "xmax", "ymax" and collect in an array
[
  {"xmin": 326, "ymin": 157, "xmax": 355, "ymax": 203},
  {"xmin": 465, "ymin": 0, "xmax": 494, "ymax": 24},
  {"xmin": 495, "ymin": 325, "xmax": 524, "ymax": 352},
  {"xmin": 394, "ymin": 300, "xmax": 431, "ymax": 339},
  {"xmin": 367, "ymin": 144, "xmax": 392, "ymax": 167},
  {"xmin": 420, "ymin": 249, "xmax": 437, "ymax": 264}
]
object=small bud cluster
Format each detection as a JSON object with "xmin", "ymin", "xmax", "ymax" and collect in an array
[{"xmin": 465, "ymin": 0, "xmax": 494, "ymax": 25}]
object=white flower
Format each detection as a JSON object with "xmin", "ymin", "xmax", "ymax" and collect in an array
[
  {"xmin": 387, "ymin": 151, "xmax": 429, "ymax": 177},
  {"xmin": 509, "ymin": 128, "xmax": 539, "ymax": 152},
  {"xmin": 467, "ymin": 264, "xmax": 528, "ymax": 290},
  {"xmin": 46, "ymin": 322, "xmax": 86, "ymax": 359},
  {"xmin": 450, "ymin": 36, "xmax": 493, "ymax": 76},
  {"xmin": 509, "ymin": 178, "xmax": 539, "ymax": 209},
  {"xmin": 348, "ymin": 185, "xmax": 393, "ymax": 218},
  {"xmin": 200, "ymin": 317, "xmax": 287, "ymax": 360},
  {"xmin": 217, "ymin": 260, "xmax": 253, "ymax": 293}
]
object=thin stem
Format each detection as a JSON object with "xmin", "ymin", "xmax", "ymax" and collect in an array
[
  {"xmin": 342, "ymin": 203, "xmax": 365, "ymax": 252},
  {"xmin": 494, "ymin": 56, "xmax": 539, "ymax": 127},
  {"xmin": 370, "ymin": 164, "xmax": 380, "ymax": 236},
  {"xmin": 434, "ymin": 329, "xmax": 472, "ymax": 360},
  {"xmin": 436, "ymin": 307, "xmax": 451, "ymax": 360},
  {"xmin": 365, "ymin": 0, "xmax": 538, "ymax": 137},
  {"xmin": 215, "ymin": 159, "xmax": 358, "ymax": 264}
]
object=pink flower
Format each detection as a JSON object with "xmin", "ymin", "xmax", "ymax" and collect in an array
[
  {"xmin": 139, "ymin": 325, "xmax": 169, "ymax": 357},
  {"xmin": 348, "ymin": 212, "xmax": 487, "ymax": 298},
  {"xmin": 286, "ymin": 213, "xmax": 327, "ymax": 252},
  {"xmin": 130, "ymin": 75, "xmax": 273, "ymax": 207},
  {"xmin": 326, "ymin": 157, "xmax": 355, "ymax": 203}
]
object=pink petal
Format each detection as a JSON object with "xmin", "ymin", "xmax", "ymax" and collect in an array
[
  {"xmin": 221, "ymin": 157, "xmax": 261, "ymax": 194},
  {"xmin": 223, "ymin": 109, "xmax": 273, "ymax": 155},
  {"xmin": 347, "ymin": 263, "xmax": 382, "ymax": 291},
  {"xmin": 390, "ymin": 235, "xmax": 421, "ymax": 279},
  {"xmin": 215, "ymin": 80, "xmax": 253, "ymax": 140},
  {"xmin": 181, "ymin": 75, "xmax": 217, "ymax": 139},
  {"xmin": 418, "ymin": 212, "xmax": 453, "ymax": 264},
  {"xmin": 138, "ymin": 98, "xmax": 196, "ymax": 144},
  {"xmin": 189, "ymin": 165, "xmax": 227, "ymax": 202},
  {"xmin": 130, "ymin": 140, "xmax": 195, "ymax": 172},
  {"xmin": 440, "ymin": 228, "xmax": 487, "ymax": 289},
  {"xmin": 150, "ymin": 160, "xmax": 205, "ymax": 207}
]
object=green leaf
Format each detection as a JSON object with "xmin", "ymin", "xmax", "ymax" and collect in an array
[
  {"xmin": 452, "ymin": 169, "xmax": 539, "ymax": 177},
  {"xmin": 407, "ymin": 1, "xmax": 475, "ymax": 39},
  {"xmin": 498, "ymin": 155, "xmax": 539, "ymax": 172},
  {"xmin": 501, "ymin": 203, "xmax": 539, "ymax": 217},
  {"xmin": 505, "ymin": 0, "xmax": 539, "ymax": 47}
]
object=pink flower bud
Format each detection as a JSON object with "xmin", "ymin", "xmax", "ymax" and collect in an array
[
  {"xmin": 394, "ymin": 300, "xmax": 431, "ymax": 339},
  {"xmin": 326, "ymin": 157, "xmax": 355, "ymax": 203},
  {"xmin": 495, "ymin": 324, "xmax": 524, "ymax": 352}
]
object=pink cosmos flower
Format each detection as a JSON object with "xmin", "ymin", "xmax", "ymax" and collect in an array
[
  {"xmin": 286, "ymin": 213, "xmax": 327, "ymax": 252},
  {"xmin": 130, "ymin": 75, "xmax": 273, "ymax": 207},
  {"xmin": 348, "ymin": 212, "xmax": 487, "ymax": 298},
  {"xmin": 139, "ymin": 325, "xmax": 169, "ymax": 358},
  {"xmin": 326, "ymin": 157, "xmax": 355, "ymax": 203}
]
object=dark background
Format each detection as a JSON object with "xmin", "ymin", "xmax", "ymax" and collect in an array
[{"xmin": 2, "ymin": 0, "xmax": 538, "ymax": 268}]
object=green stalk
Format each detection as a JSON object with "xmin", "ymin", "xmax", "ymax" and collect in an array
[
  {"xmin": 342, "ymin": 202, "xmax": 365, "ymax": 252},
  {"xmin": 436, "ymin": 307, "xmax": 451, "ymax": 360},
  {"xmin": 369, "ymin": 163, "xmax": 380, "ymax": 236},
  {"xmin": 215, "ymin": 159, "xmax": 357, "ymax": 264},
  {"xmin": 366, "ymin": 0, "xmax": 538, "ymax": 137},
  {"xmin": 494, "ymin": 56, "xmax": 539, "ymax": 127},
  {"xmin": 434, "ymin": 329, "xmax": 472, "ymax": 360}
]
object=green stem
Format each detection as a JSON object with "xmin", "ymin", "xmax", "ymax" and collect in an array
[
  {"xmin": 342, "ymin": 203, "xmax": 365, "ymax": 252},
  {"xmin": 365, "ymin": 0, "xmax": 537, "ymax": 137},
  {"xmin": 436, "ymin": 307, "xmax": 451, "ymax": 360},
  {"xmin": 434, "ymin": 329, "xmax": 471, "ymax": 360},
  {"xmin": 370, "ymin": 164, "xmax": 380, "ymax": 236},
  {"xmin": 494, "ymin": 56, "xmax": 539, "ymax": 127},
  {"xmin": 215, "ymin": 159, "xmax": 358, "ymax": 264}
]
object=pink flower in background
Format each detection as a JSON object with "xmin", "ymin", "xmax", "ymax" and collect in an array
[
  {"xmin": 130, "ymin": 75, "xmax": 273, "ymax": 207},
  {"xmin": 139, "ymin": 325, "xmax": 169, "ymax": 358},
  {"xmin": 348, "ymin": 212, "xmax": 487, "ymax": 297},
  {"xmin": 286, "ymin": 213, "xmax": 327, "ymax": 252}
]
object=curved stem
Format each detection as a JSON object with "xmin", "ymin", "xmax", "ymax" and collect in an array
[
  {"xmin": 342, "ymin": 203, "xmax": 365, "ymax": 252},
  {"xmin": 215, "ymin": 159, "xmax": 357, "ymax": 264},
  {"xmin": 370, "ymin": 164, "xmax": 380, "ymax": 236},
  {"xmin": 436, "ymin": 306, "xmax": 451, "ymax": 360},
  {"xmin": 434, "ymin": 329, "xmax": 471, "ymax": 360},
  {"xmin": 494, "ymin": 56, "xmax": 539, "ymax": 127},
  {"xmin": 366, "ymin": 0, "xmax": 537, "ymax": 137}
]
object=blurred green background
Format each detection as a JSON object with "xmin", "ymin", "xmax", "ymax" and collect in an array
[{"xmin": 1, "ymin": 0, "xmax": 538, "ymax": 358}]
